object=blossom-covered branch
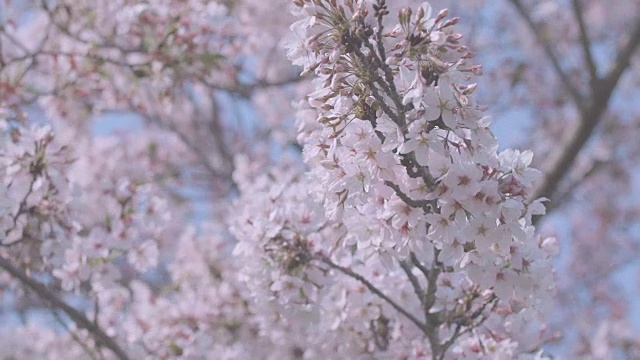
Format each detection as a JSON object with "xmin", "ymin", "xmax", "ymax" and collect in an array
[
  {"xmin": 230, "ymin": 1, "xmax": 556, "ymax": 358},
  {"xmin": 1, "ymin": 0, "xmax": 638, "ymax": 358},
  {"xmin": 0, "ymin": 255, "xmax": 130, "ymax": 360}
]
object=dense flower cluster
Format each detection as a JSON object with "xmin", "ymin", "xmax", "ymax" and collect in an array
[
  {"xmin": 0, "ymin": 108, "xmax": 181, "ymax": 292},
  {"xmin": 230, "ymin": 1, "xmax": 557, "ymax": 358}
]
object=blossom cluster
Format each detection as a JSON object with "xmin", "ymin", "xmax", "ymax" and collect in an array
[
  {"xmin": 0, "ymin": 0, "xmax": 580, "ymax": 359},
  {"xmin": 229, "ymin": 0, "xmax": 559, "ymax": 358},
  {"xmin": 0, "ymin": 107, "xmax": 174, "ymax": 328}
]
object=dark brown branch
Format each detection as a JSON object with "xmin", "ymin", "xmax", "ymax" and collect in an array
[
  {"xmin": 571, "ymin": 0, "xmax": 598, "ymax": 81},
  {"xmin": 509, "ymin": 0, "xmax": 585, "ymax": 109},
  {"xmin": 410, "ymin": 252, "xmax": 443, "ymax": 359},
  {"xmin": 206, "ymin": 94, "xmax": 234, "ymax": 170},
  {"xmin": 204, "ymin": 75, "xmax": 308, "ymax": 99},
  {"xmin": 438, "ymin": 324, "xmax": 463, "ymax": 360},
  {"xmin": 410, "ymin": 252, "xmax": 431, "ymax": 279},
  {"xmin": 532, "ymin": 19, "xmax": 640, "ymax": 204},
  {"xmin": 544, "ymin": 159, "xmax": 607, "ymax": 213},
  {"xmin": 50, "ymin": 308, "xmax": 101, "ymax": 360},
  {"xmin": 0, "ymin": 256, "xmax": 130, "ymax": 360},
  {"xmin": 140, "ymin": 113, "xmax": 232, "ymax": 182},
  {"xmin": 384, "ymin": 181, "xmax": 435, "ymax": 211},
  {"xmin": 601, "ymin": 20, "xmax": 640, "ymax": 95},
  {"xmin": 400, "ymin": 260, "xmax": 425, "ymax": 306}
]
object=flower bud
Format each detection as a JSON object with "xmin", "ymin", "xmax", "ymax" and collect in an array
[
  {"xmin": 440, "ymin": 17, "xmax": 460, "ymax": 29},
  {"xmin": 329, "ymin": 48, "xmax": 341, "ymax": 63},
  {"xmin": 398, "ymin": 8, "xmax": 412, "ymax": 30},
  {"xmin": 435, "ymin": 8, "xmax": 448, "ymax": 23},
  {"xmin": 470, "ymin": 65, "xmax": 483, "ymax": 76},
  {"xmin": 385, "ymin": 55, "xmax": 400, "ymax": 66},
  {"xmin": 461, "ymin": 83, "xmax": 477, "ymax": 95}
]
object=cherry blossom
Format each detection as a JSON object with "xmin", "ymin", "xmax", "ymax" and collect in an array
[{"xmin": 0, "ymin": 0, "xmax": 639, "ymax": 358}]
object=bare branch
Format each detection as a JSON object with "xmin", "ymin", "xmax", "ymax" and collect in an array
[
  {"xmin": 532, "ymin": 19, "xmax": 640, "ymax": 204},
  {"xmin": 602, "ymin": 20, "xmax": 640, "ymax": 95},
  {"xmin": 206, "ymin": 94, "xmax": 234, "ymax": 170},
  {"xmin": 544, "ymin": 159, "xmax": 607, "ymax": 214},
  {"xmin": 139, "ymin": 112, "xmax": 232, "ymax": 182},
  {"xmin": 571, "ymin": 0, "xmax": 598, "ymax": 81},
  {"xmin": 204, "ymin": 75, "xmax": 308, "ymax": 99},
  {"xmin": 509, "ymin": 0, "xmax": 585, "ymax": 109},
  {"xmin": 0, "ymin": 256, "xmax": 130, "ymax": 360}
]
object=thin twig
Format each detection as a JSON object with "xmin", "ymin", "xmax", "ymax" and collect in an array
[
  {"xmin": 204, "ymin": 75, "xmax": 308, "ymax": 99},
  {"xmin": 140, "ymin": 113, "xmax": 231, "ymax": 182},
  {"xmin": 438, "ymin": 324, "xmax": 462, "ymax": 360},
  {"xmin": 315, "ymin": 254, "xmax": 427, "ymax": 333},
  {"xmin": 410, "ymin": 252, "xmax": 431, "ymax": 279},
  {"xmin": 571, "ymin": 0, "xmax": 598, "ymax": 81},
  {"xmin": 385, "ymin": 181, "xmax": 435, "ymax": 211}
]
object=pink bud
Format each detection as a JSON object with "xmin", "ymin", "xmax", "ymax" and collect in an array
[{"xmin": 435, "ymin": 8, "xmax": 448, "ymax": 23}]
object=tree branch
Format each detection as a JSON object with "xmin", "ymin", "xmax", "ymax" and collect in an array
[
  {"xmin": 410, "ymin": 252, "xmax": 431, "ymax": 279},
  {"xmin": 509, "ymin": 0, "xmax": 585, "ymax": 109},
  {"xmin": 50, "ymin": 308, "xmax": 101, "ymax": 360},
  {"xmin": 571, "ymin": 0, "xmax": 598, "ymax": 81},
  {"xmin": 204, "ymin": 75, "xmax": 308, "ymax": 99},
  {"xmin": 384, "ymin": 181, "xmax": 436, "ymax": 211},
  {"xmin": 410, "ymin": 251, "xmax": 443, "ymax": 359},
  {"xmin": 0, "ymin": 256, "xmax": 130, "ymax": 360},
  {"xmin": 400, "ymin": 260, "xmax": 425, "ymax": 306},
  {"xmin": 140, "ymin": 112, "xmax": 233, "ymax": 183},
  {"xmin": 315, "ymin": 254, "xmax": 428, "ymax": 333},
  {"xmin": 544, "ymin": 159, "xmax": 607, "ymax": 214},
  {"xmin": 532, "ymin": 19, "xmax": 640, "ymax": 204}
]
